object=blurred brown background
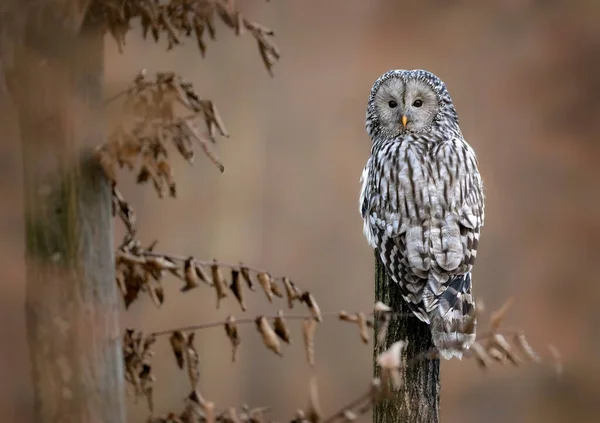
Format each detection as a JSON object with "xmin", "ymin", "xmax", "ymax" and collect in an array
[{"xmin": 2, "ymin": 0, "xmax": 600, "ymax": 422}]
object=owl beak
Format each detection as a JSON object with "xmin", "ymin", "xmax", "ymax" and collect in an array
[{"xmin": 401, "ymin": 115, "xmax": 408, "ymax": 128}]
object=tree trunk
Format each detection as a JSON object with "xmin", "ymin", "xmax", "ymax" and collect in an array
[
  {"xmin": 373, "ymin": 251, "xmax": 440, "ymax": 423},
  {"xmin": 7, "ymin": 2, "xmax": 126, "ymax": 423}
]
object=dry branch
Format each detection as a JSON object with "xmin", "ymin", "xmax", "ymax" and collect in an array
[
  {"xmin": 98, "ymin": 70, "xmax": 228, "ymax": 196},
  {"xmin": 99, "ymin": 0, "xmax": 280, "ymax": 74},
  {"xmin": 124, "ymin": 296, "xmax": 560, "ymax": 422},
  {"xmin": 114, "ymin": 235, "xmax": 317, "ymax": 311}
]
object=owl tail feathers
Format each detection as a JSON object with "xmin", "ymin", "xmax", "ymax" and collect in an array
[
  {"xmin": 430, "ymin": 275, "xmax": 477, "ymax": 360},
  {"xmin": 431, "ymin": 312, "xmax": 476, "ymax": 360}
]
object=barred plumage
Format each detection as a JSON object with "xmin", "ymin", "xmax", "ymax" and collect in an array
[{"xmin": 359, "ymin": 70, "xmax": 485, "ymax": 359}]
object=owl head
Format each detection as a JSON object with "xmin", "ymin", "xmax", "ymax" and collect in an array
[{"xmin": 365, "ymin": 69, "xmax": 459, "ymax": 140}]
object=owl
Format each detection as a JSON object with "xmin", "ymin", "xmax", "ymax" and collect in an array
[{"xmin": 359, "ymin": 69, "xmax": 484, "ymax": 359}]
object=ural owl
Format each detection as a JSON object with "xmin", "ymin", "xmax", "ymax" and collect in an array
[{"xmin": 359, "ymin": 69, "xmax": 485, "ymax": 359}]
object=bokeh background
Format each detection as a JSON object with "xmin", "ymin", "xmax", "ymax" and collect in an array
[{"xmin": 2, "ymin": 0, "xmax": 600, "ymax": 422}]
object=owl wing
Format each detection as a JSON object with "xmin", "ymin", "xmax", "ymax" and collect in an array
[
  {"xmin": 425, "ymin": 137, "xmax": 484, "ymax": 319},
  {"xmin": 360, "ymin": 138, "xmax": 484, "ymax": 324},
  {"xmin": 438, "ymin": 138, "xmax": 485, "ymax": 273},
  {"xmin": 359, "ymin": 146, "xmax": 432, "ymax": 323}
]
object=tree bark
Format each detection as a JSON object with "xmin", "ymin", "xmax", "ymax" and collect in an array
[
  {"xmin": 7, "ymin": 2, "xmax": 126, "ymax": 423},
  {"xmin": 373, "ymin": 251, "xmax": 440, "ymax": 423}
]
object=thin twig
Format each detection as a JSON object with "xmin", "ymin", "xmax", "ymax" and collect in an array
[
  {"xmin": 321, "ymin": 389, "xmax": 373, "ymax": 423},
  {"xmin": 141, "ymin": 251, "xmax": 277, "ymax": 277},
  {"xmin": 104, "ymin": 87, "xmax": 132, "ymax": 104},
  {"xmin": 151, "ymin": 312, "xmax": 340, "ymax": 337},
  {"xmin": 150, "ymin": 309, "xmax": 417, "ymax": 338},
  {"xmin": 104, "ymin": 81, "xmax": 161, "ymax": 105}
]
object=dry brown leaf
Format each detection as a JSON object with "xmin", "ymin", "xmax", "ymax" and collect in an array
[
  {"xmin": 181, "ymin": 119, "xmax": 224, "ymax": 172},
  {"xmin": 227, "ymin": 407, "xmax": 242, "ymax": 423},
  {"xmin": 356, "ymin": 312, "xmax": 370, "ymax": 344},
  {"xmin": 490, "ymin": 334, "xmax": 520, "ymax": 366},
  {"xmin": 257, "ymin": 272, "xmax": 274, "ymax": 303},
  {"xmin": 303, "ymin": 318, "xmax": 317, "ymax": 367},
  {"xmin": 514, "ymin": 333, "xmax": 541, "ymax": 363},
  {"xmin": 169, "ymin": 331, "xmax": 186, "ymax": 369},
  {"xmin": 282, "ymin": 277, "xmax": 301, "ymax": 308},
  {"xmin": 211, "ymin": 262, "xmax": 228, "ymax": 308},
  {"xmin": 156, "ymin": 159, "xmax": 176, "ymax": 197},
  {"xmin": 148, "ymin": 279, "xmax": 165, "ymax": 306},
  {"xmin": 377, "ymin": 341, "xmax": 406, "ymax": 369},
  {"xmin": 142, "ymin": 378, "xmax": 154, "ymax": 413},
  {"xmin": 188, "ymin": 389, "xmax": 215, "ymax": 423},
  {"xmin": 488, "ymin": 346, "xmax": 507, "ymax": 363},
  {"xmin": 338, "ymin": 310, "xmax": 358, "ymax": 323},
  {"xmin": 116, "ymin": 272, "xmax": 127, "ymax": 297},
  {"xmin": 244, "ymin": 20, "xmax": 280, "ymax": 76},
  {"xmin": 147, "ymin": 255, "xmax": 178, "ymax": 272},
  {"xmin": 377, "ymin": 341, "xmax": 407, "ymax": 390},
  {"xmin": 229, "ymin": 269, "xmax": 246, "ymax": 311},
  {"xmin": 197, "ymin": 100, "xmax": 229, "ymax": 138},
  {"xmin": 469, "ymin": 341, "xmax": 492, "ymax": 369},
  {"xmin": 489, "ymin": 298, "xmax": 514, "ymax": 332},
  {"xmin": 306, "ymin": 377, "xmax": 322, "ymax": 423},
  {"xmin": 112, "ymin": 186, "xmax": 137, "ymax": 235},
  {"xmin": 374, "ymin": 301, "xmax": 392, "ymax": 313},
  {"xmin": 548, "ymin": 344, "xmax": 563, "ymax": 375},
  {"xmin": 224, "ymin": 315, "xmax": 241, "ymax": 362},
  {"xmin": 255, "ymin": 316, "xmax": 282, "ymax": 357},
  {"xmin": 194, "ymin": 263, "xmax": 211, "ymax": 285},
  {"xmin": 239, "ymin": 266, "xmax": 255, "ymax": 291},
  {"xmin": 273, "ymin": 310, "xmax": 292, "ymax": 344},
  {"xmin": 182, "ymin": 257, "xmax": 199, "ymax": 292},
  {"xmin": 98, "ymin": 149, "xmax": 117, "ymax": 182},
  {"xmin": 300, "ymin": 292, "xmax": 322, "ymax": 322},
  {"xmin": 246, "ymin": 406, "xmax": 271, "ymax": 422},
  {"xmin": 343, "ymin": 410, "xmax": 357, "ymax": 421},
  {"xmin": 270, "ymin": 279, "xmax": 284, "ymax": 298},
  {"xmin": 117, "ymin": 250, "xmax": 147, "ymax": 265},
  {"xmin": 184, "ymin": 333, "xmax": 201, "ymax": 388},
  {"xmin": 294, "ymin": 410, "xmax": 307, "ymax": 423}
]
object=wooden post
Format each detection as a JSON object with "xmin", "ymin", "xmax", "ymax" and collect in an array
[
  {"xmin": 6, "ymin": 2, "xmax": 126, "ymax": 423},
  {"xmin": 373, "ymin": 251, "xmax": 440, "ymax": 423}
]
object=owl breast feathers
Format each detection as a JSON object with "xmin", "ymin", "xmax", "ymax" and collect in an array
[{"xmin": 359, "ymin": 69, "xmax": 485, "ymax": 359}]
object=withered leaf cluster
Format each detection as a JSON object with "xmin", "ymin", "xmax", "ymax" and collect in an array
[
  {"xmin": 149, "ymin": 398, "xmax": 270, "ymax": 423},
  {"xmin": 131, "ymin": 296, "xmax": 562, "ymax": 423},
  {"xmin": 116, "ymin": 238, "xmax": 177, "ymax": 308},
  {"xmin": 98, "ymin": 70, "xmax": 229, "ymax": 200},
  {"xmin": 217, "ymin": 284, "xmax": 322, "ymax": 363},
  {"xmin": 100, "ymin": 0, "xmax": 280, "ymax": 74},
  {"xmin": 464, "ymin": 299, "xmax": 550, "ymax": 370},
  {"xmin": 371, "ymin": 298, "xmax": 560, "ymax": 396},
  {"xmin": 338, "ymin": 310, "xmax": 374, "ymax": 345},
  {"xmin": 376, "ymin": 340, "xmax": 408, "ymax": 391},
  {"xmin": 123, "ymin": 330, "xmax": 157, "ymax": 411},
  {"xmin": 112, "ymin": 185, "xmax": 137, "ymax": 235},
  {"xmin": 216, "ymin": 310, "xmax": 319, "ymax": 365},
  {"xmin": 125, "ymin": 328, "xmax": 272, "ymax": 423},
  {"xmin": 169, "ymin": 331, "xmax": 201, "ymax": 388},
  {"xmin": 115, "ymin": 232, "xmax": 316, "ymax": 314},
  {"xmin": 292, "ymin": 378, "xmax": 384, "ymax": 423},
  {"xmin": 235, "ymin": 311, "xmax": 315, "ymax": 363}
]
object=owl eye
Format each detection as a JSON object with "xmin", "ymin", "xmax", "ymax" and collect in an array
[
  {"xmin": 388, "ymin": 100, "xmax": 398, "ymax": 108},
  {"xmin": 413, "ymin": 99, "xmax": 423, "ymax": 107}
]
